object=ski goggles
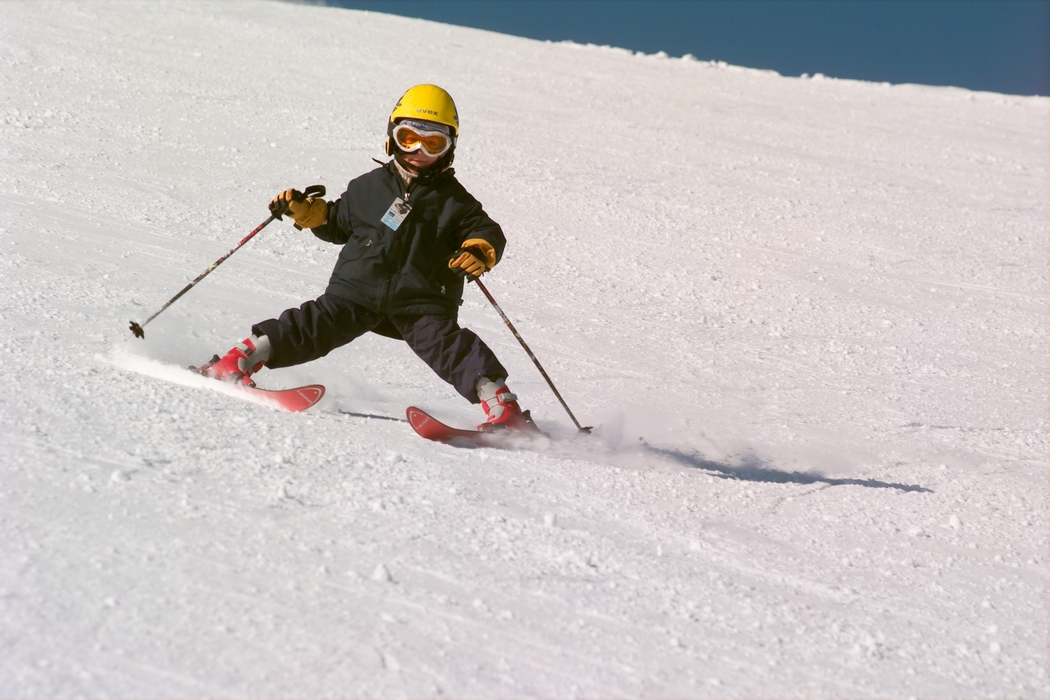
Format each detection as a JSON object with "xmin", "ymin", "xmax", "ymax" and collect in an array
[{"xmin": 392, "ymin": 120, "xmax": 454, "ymax": 158}]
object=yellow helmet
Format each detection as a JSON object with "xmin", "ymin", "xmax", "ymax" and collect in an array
[{"xmin": 386, "ymin": 84, "xmax": 459, "ymax": 156}]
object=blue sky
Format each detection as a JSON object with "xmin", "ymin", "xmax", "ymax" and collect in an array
[{"xmin": 318, "ymin": 0, "xmax": 1049, "ymax": 96}]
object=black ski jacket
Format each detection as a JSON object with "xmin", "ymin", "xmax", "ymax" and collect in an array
[{"xmin": 310, "ymin": 161, "xmax": 505, "ymax": 320}]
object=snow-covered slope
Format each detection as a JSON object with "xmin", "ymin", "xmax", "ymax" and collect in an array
[{"xmin": 1, "ymin": 2, "xmax": 1047, "ymax": 697}]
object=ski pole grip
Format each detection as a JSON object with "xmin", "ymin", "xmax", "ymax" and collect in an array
[{"xmin": 271, "ymin": 184, "xmax": 326, "ymax": 221}]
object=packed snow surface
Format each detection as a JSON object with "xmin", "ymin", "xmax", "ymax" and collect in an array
[{"xmin": 2, "ymin": 2, "xmax": 1048, "ymax": 697}]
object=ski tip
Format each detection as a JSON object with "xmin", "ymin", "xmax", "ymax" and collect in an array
[
  {"xmin": 242, "ymin": 383, "xmax": 325, "ymax": 412},
  {"xmin": 296, "ymin": 385, "xmax": 325, "ymax": 403},
  {"xmin": 405, "ymin": 406, "xmax": 431, "ymax": 430},
  {"xmin": 406, "ymin": 406, "xmax": 466, "ymax": 443}
]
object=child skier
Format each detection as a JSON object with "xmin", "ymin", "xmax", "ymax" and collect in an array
[{"xmin": 198, "ymin": 84, "xmax": 531, "ymax": 432}]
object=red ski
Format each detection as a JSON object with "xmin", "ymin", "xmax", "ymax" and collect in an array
[
  {"xmin": 239, "ymin": 383, "xmax": 325, "ymax": 412},
  {"xmin": 406, "ymin": 406, "xmax": 546, "ymax": 448},
  {"xmin": 189, "ymin": 356, "xmax": 324, "ymax": 412}
]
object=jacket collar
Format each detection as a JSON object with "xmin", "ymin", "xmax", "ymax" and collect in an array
[{"xmin": 381, "ymin": 158, "xmax": 454, "ymax": 191}]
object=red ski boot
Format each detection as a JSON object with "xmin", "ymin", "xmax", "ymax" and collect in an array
[
  {"xmin": 476, "ymin": 378, "xmax": 532, "ymax": 432},
  {"xmin": 195, "ymin": 336, "xmax": 269, "ymax": 387}
]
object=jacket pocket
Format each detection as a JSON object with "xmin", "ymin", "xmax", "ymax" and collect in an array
[{"xmin": 340, "ymin": 236, "xmax": 373, "ymax": 262}]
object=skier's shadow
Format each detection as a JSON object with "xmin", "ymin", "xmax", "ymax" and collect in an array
[{"xmin": 640, "ymin": 441, "xmax": 932, "ymax": 493}]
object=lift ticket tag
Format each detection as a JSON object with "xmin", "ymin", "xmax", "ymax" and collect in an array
[{"xmin": 381, "ymin": 197, "xmax": 412, "ymax": 231}]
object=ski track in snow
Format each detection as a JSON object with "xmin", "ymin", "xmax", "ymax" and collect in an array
[{"xmin": 1, "ymin": 2, "xmax": 1047, "ymax": 697}]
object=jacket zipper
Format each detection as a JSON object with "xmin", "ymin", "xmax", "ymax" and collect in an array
[{"xmin": 379, "ymin": 182, "xmax": 413, "ymax": 314}]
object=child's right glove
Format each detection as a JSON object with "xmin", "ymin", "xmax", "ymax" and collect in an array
[{"xmin": 270, "ymin": 188, "xmax": 328, "ymax": 230}]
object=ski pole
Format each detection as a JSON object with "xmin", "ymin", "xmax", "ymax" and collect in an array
[
  {"xmin": 472, "ymin": 277, "xmax": 591, "ymax": 434},
  {"xmin": 129, "ymin": 185, "xmax": 325, "ymax": 338}
]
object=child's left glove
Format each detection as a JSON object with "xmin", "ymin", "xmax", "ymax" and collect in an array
[{"xmin": 449, "ymin": 239, "xmax": 497, "ymax": 278}]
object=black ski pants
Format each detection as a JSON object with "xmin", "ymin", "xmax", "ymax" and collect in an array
[{"xmin": 252, "ymin": 293, "xmax": 507, "ymax": 403}]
